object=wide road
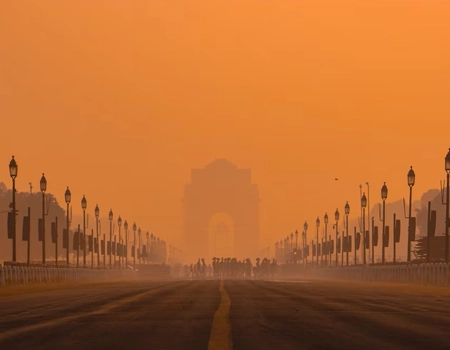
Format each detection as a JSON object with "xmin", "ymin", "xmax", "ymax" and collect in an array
[{"xmin": 0, "ymin": 278, "xmax": 450, "ymax": 349}]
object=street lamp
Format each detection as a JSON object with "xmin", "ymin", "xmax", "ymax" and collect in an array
[
  {"xmin": 138, "ymin": 228, "xmax": 142, "ymax": 265},
  {"xmin": 446, "ymin": 149, "xmax": 450, "ymax": 263},
  {"xmin": 146, "ymin": 231, "xmax": 149, "ymax": 264},
  {"xmin": 109, "ymin": 209, "xmax": 113, "ymax": 268},
  {"xmin": 290, "ymin": 232, "xmax": 293, "ymax": 256},
  {"xmin": 118, "ymin": 216, "xmax": 122, "ymax": 269},
  {"xmin": 407, "ymin": 166, "xmax": 415, "ymax": 262},
  {"xmin": 381, "ymin": 182, "xmax": 388, "ymax": 264},
  {"xmin": 40, "ymin": 173, "xmax": 47, "ymax": 265},
  {"xmin": 81, "ymin": 195, "xmax": 87, "ymax": 267},
  {"xmin": 361, "ymin": 193, "xmax": 367, "ymax": 265},
  {"xmin": 366, "ymin": 183, "xmax": 371, "ymax": 264},
  {"xmin": 334, "ymin": 208, "xmax": 339, "ymax": 266},
  {"xmin": 133, "ymin": 222, "xmax": 137, "ymax": 268},
  {"xmin": 150, "ymin": 233, "xmax": 154, "ymax": 263},
  {"xmin": 95, "ymin": 204, "xmax": 100, "ymax": 267},
  {"xmin": 9, "ymin": 156, "xmax": 18, "ymax": 263},
  {"xmin": 324, "ymin": 213, "xmax": 328, "ymax": 267},
  {"xmin": 124, "ymin": 220, "xmax": 129, "ymax": 267},
  {"xmin": 65, "ymin": 187, "xmax": 71, "ymax": 265},
  {"xmin": 279, "ymin": 239, "xmax": 282, "ymax": 261},
  {"xmin": 303, "ymin": 221, "xmax": 308, "ymax": 265},
  {"xmin": 344, "ymin": 202, "xmax": 350, "ymax": 266},
  {"xmin": 295, "ymin": 230, "xmax": 298, "ymax": 250},
  {"xmin": 316, "ymin": 217, "xmax": 320, "ymax": 266}
]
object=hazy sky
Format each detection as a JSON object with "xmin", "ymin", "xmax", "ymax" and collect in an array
[{"xmin": 1, "ymin": 1, "xmax": 449, "ymax": 253}]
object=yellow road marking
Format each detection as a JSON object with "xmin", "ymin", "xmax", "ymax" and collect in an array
[{"xmin": 208, "ymin": 279, "xmax": 233, "ymax": 350}]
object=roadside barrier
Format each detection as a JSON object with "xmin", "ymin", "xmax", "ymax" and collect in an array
[
  {"xmin": 312, "ymin": 262, "xmax": 450, "ymax": 286},
  {"xmin": 0, "ymin": 265, "xmax": 138, "ymax": 287}
]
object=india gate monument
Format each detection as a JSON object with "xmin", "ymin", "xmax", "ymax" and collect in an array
[{"xmin": 182, "ymin": 159, "xmax": 260, "ymax": 262}]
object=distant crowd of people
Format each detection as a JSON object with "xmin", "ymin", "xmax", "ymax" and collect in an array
[{"xmin": 183, "ymin": 257, "xmax": 278, "ymax": 278}]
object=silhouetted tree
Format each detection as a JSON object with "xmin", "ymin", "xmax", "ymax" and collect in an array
[
  {"xmin": 0, "ymin": 186, "xmax": 66, "ymax": 263},
  {"xmin": 415, "ymin": 189, "xmax": 442, "ymax": 237},
  {"xmin": 414, "ymin": 236, "xmax": 445, "ymax": 262}
]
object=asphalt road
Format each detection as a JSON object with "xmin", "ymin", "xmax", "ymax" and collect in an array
[{"xmin": 1, "ymin": 278, "xmax": 450, "ymax": 349}]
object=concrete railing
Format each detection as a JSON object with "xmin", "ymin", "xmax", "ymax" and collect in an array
[
  {"xmin": 0, "ymin": 266, "xmax": 138, "ymax": 287},
  {"xmin": 314, "ymin": 263, "xmax": 450, "ymax": 286}
]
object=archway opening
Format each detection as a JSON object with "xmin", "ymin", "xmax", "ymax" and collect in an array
[{"xmin": 208, "ymin": 212, "xmax": 235, "ymax": 259}]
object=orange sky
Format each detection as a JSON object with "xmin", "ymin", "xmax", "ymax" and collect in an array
[{"xmin": 1, "ymin": 1, "xmax": 450, "ymax": 255}]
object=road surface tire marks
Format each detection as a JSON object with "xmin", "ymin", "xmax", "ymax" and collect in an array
[
  {"xmin": 2, "ymin": 279, "xmax": 450, "ymax": 349},
  {"xmin": 0, "ymin": 281, "xmax": 169, "ymax": 331},
  {"xmin": 0, "ymin": 280, "xmax": 220, "ymax": 350},
  {"xmin": 227, "ymin": 280, "xmax": 450, "ymax": 350}
]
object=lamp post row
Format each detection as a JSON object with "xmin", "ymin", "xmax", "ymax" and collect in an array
[
  {"xmin": 274, "ymin": 161, "xmax": 437, "ymax": 265},
  {"xmin": 6, "ymin": 155, "xmax": 171, "ymax": 267}
]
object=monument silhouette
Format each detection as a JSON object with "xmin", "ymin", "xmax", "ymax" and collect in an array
[{"xmin": 183, "ymin": 159, "xmax": 260, "ymax": 262}]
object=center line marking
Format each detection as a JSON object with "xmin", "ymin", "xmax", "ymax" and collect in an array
[{"xmin": 208, "ymin": 279, "xmax": 233, "ymax": 350}]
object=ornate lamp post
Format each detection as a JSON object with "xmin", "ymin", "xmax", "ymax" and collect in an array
[
  {"xmin": 133, "ymin": 222, "xmax": 137, "ymax": 268},
  {"xmin": 138, "ymin": 228, "xmax": 142, "ymax": 265},
  {"xmin": 324, "ymin": 213, "xmax": 329, "ymax": 267},
  {"xmin": 334, "ymin": 209, "xmax": 339, "ymax": 266},
  {"xmin": 407, "ymin": 166, "xmax": 415, "ymax": 262},
  {"xmin": 286, "ymin": 235, "xmax": 290, "ymax": 259},
  {"xmin": 316, "ymin": 217, "xmax": 320, "ymax": 266},
  {"xmin": 381, "ymin": 183, "xmax": 388, "ymax": 264},
  {"xmin": 124, "ymin": 220, "xmax": 129, "ymax": 267},
  {"xmin": 146, "ymin": 231, "xmax": 149, "ymax": 264},
  {"xmin": 151, "ymin": 233, "xmax": 154, "ymax": 263},
  {"xmin": 40, "ymin": 173, "xmax": 47, "ymax": 265},
  {"xmin": 95, "ymin": 204, "xmax": 100, "ymax": 267},
  {"xmin": 366, "ymin": 182, "xmax": 371, "ymax": 263},
  {"xmin": 81, "ymin": 195, "xmax": 87, "ymax": 267},
  {"xmin": 361, "ymin": 193, "xmax": 367, "ymax": 265},
  {"xmin": 446, "ymin": 149, "xmax": 450, "ymax": 263},
  {"xmin": 344, "ymin": 201, "xmax": 350, "ymax": 266},
  {"xmin": 91, "ymin": 226, "xmax": 94, "ymax": 269},
  {"xmin": 303, "ymin": 221, "xmax": 308, "ymax": 265},
  {"xmin": 9, "ymin": 156, "xmax": 18, "ymax": 263},
  {"xmin": 118, "ymin": 216, "xmax": 122, "ymax": 269},
  {"xmin": 295, "ymin": 229, "xmax": 298, "ymax": 250},
  {"xmin": 109, "ymin": 209, "xmax": 113, "ymax": 268},
  {"xmin": 65, "ymin": 187, "xmax": 71, "ymax": 265},
  {"xmin": 275, "ymin": 242, "xmax": 279, "ymax": 261}
]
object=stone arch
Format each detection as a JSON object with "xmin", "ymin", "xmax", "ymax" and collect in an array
[
  {"xmin": 183, "ymin": 159, "xmax": 260, "ymax": 262},
  {"xmin": 208, "ymin": 212, "xmax": 235, "ymax": 258}
]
